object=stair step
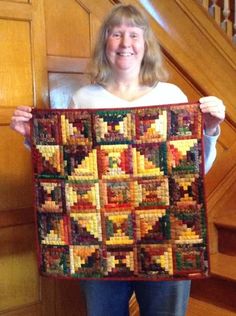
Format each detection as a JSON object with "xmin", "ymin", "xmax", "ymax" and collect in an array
[
  {"xmin": 211, "ymin": 253, "xmax": 236, "ymax": 281},
  {"xmin": 218, "ymin": 226, "xmax": 236, "ymax": 255},
  {"xmin": 214, "ymin": 213, "xmax": 236, "ymax": 255},
  {"xmin": 187, "ymin": 297, "xmax": 236, "ymax": 316},
  {"xmin": 191, "ymin": 275, "xmax": 236, "ymax": 311},
  {"xmin": 214, "ymin": 213, "xmax": 236, "ymax": 230},
  {"xmin": 188, "ymin": 217, "xmax": 236, "ymax": 314}
]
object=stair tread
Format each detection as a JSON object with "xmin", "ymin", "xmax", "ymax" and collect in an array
[
  {"xmin": 187, "ymin": 297, "xmax": 236, "ymax": 316},
  {"xmin": 210, "ymin": 253, "xmax": 236, "ymax": 281},
  {"xmin": 214, "ymin": 213, "xmax": 236, "ymax": 229}
]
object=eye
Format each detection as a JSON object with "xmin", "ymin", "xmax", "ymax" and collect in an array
[
  {"xmin": 111, "ymin": 32, "xmax": 121, "ymax": 39},
  {"xmin": 130, "ymin": 33, "xmax": 139, "ymax": 39}
]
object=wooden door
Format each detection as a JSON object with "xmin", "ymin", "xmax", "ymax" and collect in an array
[
  {"xmin": 0, "ymin": 0, "xmax": 47, "ymax": 315},
  {"xmin": 0, "ymin": 1, "xmax": 114, "ymax": 315}
]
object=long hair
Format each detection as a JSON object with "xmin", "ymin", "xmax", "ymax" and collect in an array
[{"xmin": 90, "ymin": 4, "xmax": 168, "ymax": 86}]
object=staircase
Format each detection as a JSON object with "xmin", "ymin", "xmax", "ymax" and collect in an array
[
  {"xmin": 197, "ymin": 0, "xmax": 236, "ymax": 44},
  {"xmin": 189, "ymin": 210, "xmax": 236, "ymax": 314},
  {"xmin": 126, "ymin": 0, "xmax": 236, "ymax": 315}
]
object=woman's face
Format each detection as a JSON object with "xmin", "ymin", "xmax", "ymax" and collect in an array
[{"xmin": 105, "ymin": 23, "xmax": 145, "ymax": 77}]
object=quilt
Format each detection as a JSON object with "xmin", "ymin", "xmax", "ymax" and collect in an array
[{"xmin": 31, "ymin": 102, "xmax": 208, "ymax": 280}]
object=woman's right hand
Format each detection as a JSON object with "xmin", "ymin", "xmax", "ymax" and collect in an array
[{"xmin": 10, "ymin": 106, "xmax": 32, "ymax": 138}]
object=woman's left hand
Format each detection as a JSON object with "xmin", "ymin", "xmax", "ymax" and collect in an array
[{"xmin": 199, "ymin": 96, "xmax": 225, "ymax": 136}]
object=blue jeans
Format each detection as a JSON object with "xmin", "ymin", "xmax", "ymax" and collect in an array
[{"xmin": 80, "ymin": 280, "xmax": 191, "ymax": 316}]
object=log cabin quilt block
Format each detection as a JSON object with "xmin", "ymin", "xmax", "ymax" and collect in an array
[{"xmin": 31, "ymin": 102, "xmax": 209, "ymax": 280}]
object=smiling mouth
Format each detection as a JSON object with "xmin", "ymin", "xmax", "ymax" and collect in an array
[{"xmin": 117, "ymin": 52, "xmax": 133, "ymax": 56}]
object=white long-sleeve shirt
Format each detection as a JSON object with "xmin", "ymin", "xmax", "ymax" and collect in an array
[{"xmin": 70, "ymin": 82, "xmax": 219, "ymax": 173}]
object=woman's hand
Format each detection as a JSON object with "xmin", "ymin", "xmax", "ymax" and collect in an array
[
  {"xmin": 199, "ymin": 96, "xmax": 225, "ymax": 136},
  {"xmin": 10, "ymin": 106, "xmax": 32, "ymax": 138}
]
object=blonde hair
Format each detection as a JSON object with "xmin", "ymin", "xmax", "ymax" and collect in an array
[{"xmin": 90, "ymin": 4, "xmax": 168, "ymax": 86}]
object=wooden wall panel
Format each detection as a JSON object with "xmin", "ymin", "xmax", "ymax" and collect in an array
[
  {"xmin": 0, "ymin": 224, "xmax": 39, "ymax": 310},
  {"xmin": 163, "ymin": 56, "xmax": 201, "ymax": 101},
  {"xmin": 0, "ymin": 127, "xmax": 33, "ymax": 211},
  {"xmin": 4, "ymin": 0, "xmax": 29, "ymax": 3},
  {"xmin": 0, "ymin": 19, "xmax": 33, "ymax": 107},
  {"xmin": 44, "ymin": 0, "xmax": 90, "ymax": 57},
  {"xmin": 0, "ymin": 0, "xmax": 47, "ymax": 315},
  {"xmin": 89, "ymin": 14, "xmax": 102, "ymax": 52},
  {"xmin": 54, "ymin": 280, "xmax": 86, "ymax": 316}
]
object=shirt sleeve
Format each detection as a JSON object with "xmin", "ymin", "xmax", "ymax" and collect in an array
[
  {"xmin": 24, "ymin": 137, "xmax": 31, "ymax": 150},
  {"xmin": 203, "ymin": 127, "xmax": 220, "ymax": 174}
]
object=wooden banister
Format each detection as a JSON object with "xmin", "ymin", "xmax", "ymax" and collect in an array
[{"xmin": 198, "ymin": 0, "xmax": 236, "ymax": 43}]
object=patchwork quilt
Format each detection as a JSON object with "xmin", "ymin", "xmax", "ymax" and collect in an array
[{"xmin": 31, "ymin": 102, "xmax": 209, "ymax": 280}]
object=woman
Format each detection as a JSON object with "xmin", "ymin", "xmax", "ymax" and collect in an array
[{"xmin": 11, "ymin": 4, "xmax": 225, "ymax": 316}]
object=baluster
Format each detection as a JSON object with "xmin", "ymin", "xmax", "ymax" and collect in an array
[
  {"xmin": 221, "ymin": 0, "xmax": 233, "ymax": 37},
  {"xmin": 209, "ymin": 0, "xmax": 221, "ymax": 24},
  {"xmin": 198, "ymin": 0, "xmax": 210, "ymax": 9},
  {"xmin": 233, "ymin": 0, "xmax": 236, "ymax": 44}
]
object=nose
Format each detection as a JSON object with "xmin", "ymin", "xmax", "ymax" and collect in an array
[{"xmin": 120, "ymin": 34, "xmax": 131, "ymax": 47}]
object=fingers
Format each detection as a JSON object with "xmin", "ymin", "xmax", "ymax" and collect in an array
[
  {"xmin": 11, "ymin": 106, "xmax": 32, "ymax": 124},
  {"xmin": 13, "ymin": 106, "xmax": 32, "ymax": 119},
  {"xmin": 199, "ymin": 96, "xmax": 225, "ymax": 120},
  {"xmin": 16, "ymin": 105, "xmax": 32, "ymax": 112},
  {"xmin": 10, "ymin": 106, "xmax": 32, "ymax": 137}
]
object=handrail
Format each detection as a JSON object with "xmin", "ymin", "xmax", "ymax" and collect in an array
[{"xmin": 197, "ymin": 0, "xmax": 236, "ymax": 44}]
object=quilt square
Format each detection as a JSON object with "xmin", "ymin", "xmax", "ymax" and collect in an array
[
  {"xmin": 65, "ymin": 182, "xmax": 100, "ymax": 212},
  {"xmin": 32, "ymin": 112, "xmax": 60, "ymax": 145},
  {"xmin": 105, "ymin": 247, "xmax": 135, "ymax": 276},
  {"xmin": 134, "ymin": 178, "xmax": 169, "ymax": 208},
  {"xmin": 135, "ymin": 108, "xmax": 167, "ymax": 143},
  {"xmin": 35, "ymin": 180, "xmax": 65, "ymax": 213},
  {"xmin": 94, "ymin": 110, "xmax": 134, "ymax": 144},
  {"xmin": 173, "ymin": 245, "xmax": 206, "ymax": 275},
  {"xmin": 70, "ymin": 212, "xmax": 102, "ymax": 244},
  {"xmin": 38, "ymin": 213, "xmax": 69, "ymax": 245},
  {"xmin": 70, "ymin": 245, "xmax": 103, "ymax": 277},
  {"xmin": 168, "ymin": 105, "xmax": 201, "ymax": 139},
  {"xmin": 97, "ymin": 144, "xmax": 133, "ymax": 179},
  {"xmin": 100, "ymin": 180, "xmax": 134, "ymax": 209},
  {"xmin": 60, "ymin": 111, "xmax": 92, "ymax": 145},
  {"xmin": 169, "ymin": 174, "xmax": 204, "ymax": 207},
  {"xmin": 31, "ymin": 102, "xmax": 208, "ymax": 281},
  {"xmin": 41, "ymin": 245, "xmax": 70, "ymax": 275},
  {"xmin": 170, "ymin": 207, "xmax": 204, "ymax": 244},
  {"xmin": 63, "ymin": 145, "xmax": 98, "ymax": 180},
  {"xmin": 167, "ymin": 139, "xmax": 201, "ymax": 174},
  {"xmin": 132, "ymin": 143, "xmax": 167, "ymax": 177},
  {"xmin": 135, "ymin": 209, "xmax": 170, "ymax": 243},
  {"xmin": 137, "ymin": 244, "xmax": 173, "ymax": 276},
  {"xmin": 103, "ymin": 211, "xmax": 134, "ymax": 245},
  {"xmin": 33, "ymin": 145, "xmax": 64, "ymax": 177}
]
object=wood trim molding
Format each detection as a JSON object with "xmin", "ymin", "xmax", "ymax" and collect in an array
[
  {"xmin": 47, "ymin": 56, "xmax": 91, "ymax": 74},
  {"xmin": 206, "ymin": 141, "xmax": 236, "ymax": 196},
  {"xmin": 75, "ymin": 0, "xmax": 113, "ymax": 20},
  {"xmin": 31, "ymin": 0, "xmax": 49, "ymax": 108},
  {"xmin": 0, "ymin": 207, "xmax": 34, "ymax": 228},
  {"xmin": 0, "ymin": 302, "xmax": 41, "ymax": 316},
  {"xmin": 162, "ymin": 48, "xmax": 207, "ymax": 96},
  {"xmin": 0, "ymin": 1, "xmax": 32, "ymax": 20},
  {"xmin": 207, "ymin": 164, "xmax": 236, "ymax": 214}
]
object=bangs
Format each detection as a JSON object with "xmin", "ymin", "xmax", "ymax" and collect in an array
[{"xmin": 105, "ymin": 6, "xmax": 148, "ymax": 32}]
